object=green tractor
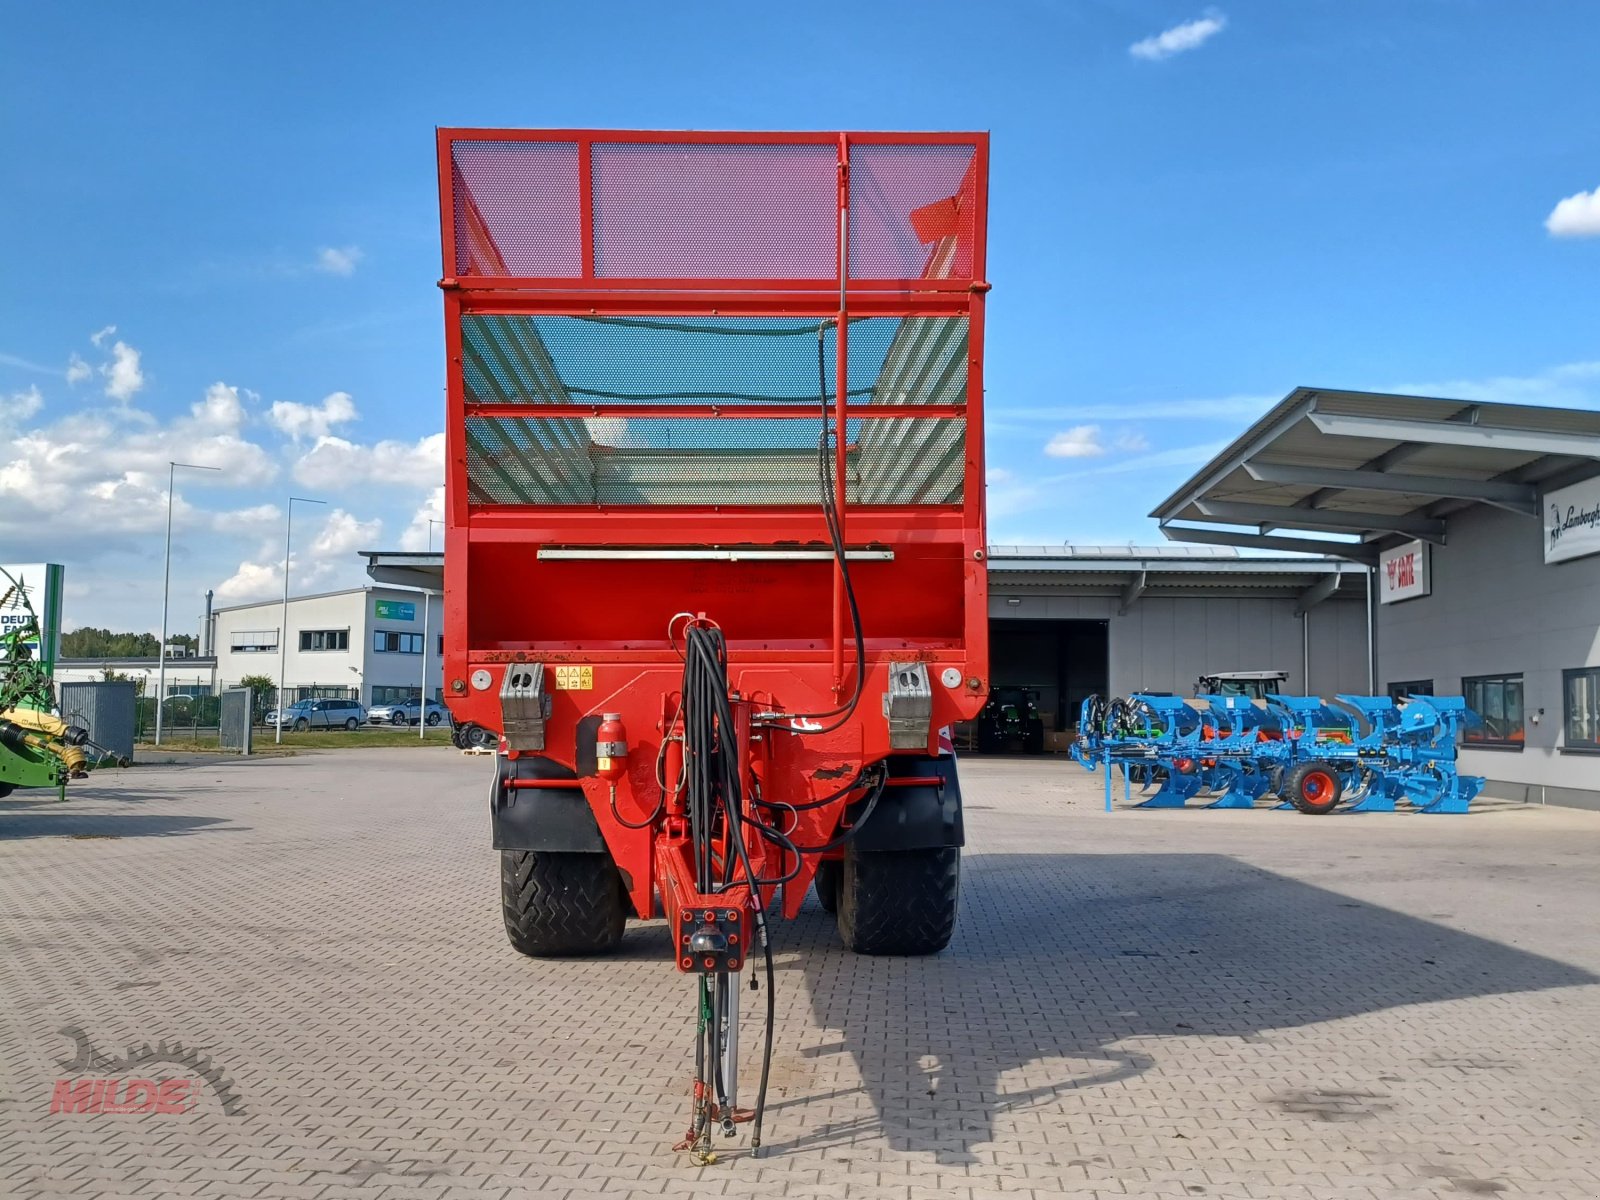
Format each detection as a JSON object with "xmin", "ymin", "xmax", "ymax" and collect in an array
[{"xmin": 977, "ymin": 685, "xmax": 1046, "ymax": 754}]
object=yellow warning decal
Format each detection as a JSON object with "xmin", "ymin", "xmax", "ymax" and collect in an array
[{"xmin": 554, "ymin": 665, "xmax": 593, "ymax": 690}]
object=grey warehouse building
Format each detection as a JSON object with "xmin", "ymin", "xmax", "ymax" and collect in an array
[{"xmin": 1155, "ymin": 387, "xmax": 1600, "ymax": 810}]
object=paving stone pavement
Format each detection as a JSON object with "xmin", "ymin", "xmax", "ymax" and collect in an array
[{"xmin": 2, "ymin": 748, "xmax": 1598, "ymax": 1199}]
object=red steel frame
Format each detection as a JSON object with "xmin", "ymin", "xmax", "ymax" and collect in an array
[{"xmin": 436, "ymin": 129, "xmax": 990, "ymax": 932}]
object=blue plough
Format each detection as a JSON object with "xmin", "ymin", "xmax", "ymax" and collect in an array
[{"xmin": 1071, "ymin": 692, "xmax": 1485, "ymax": 814}]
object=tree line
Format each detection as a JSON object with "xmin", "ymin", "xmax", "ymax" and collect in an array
[{"xmin": 61, "ymin": 628, "xmax": 199, "ymax": 658}]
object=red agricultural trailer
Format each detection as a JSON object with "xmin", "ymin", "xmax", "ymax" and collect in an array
[{"xmin": 435, "ymin": 129, "xmax": 990, "ymax": 1157}]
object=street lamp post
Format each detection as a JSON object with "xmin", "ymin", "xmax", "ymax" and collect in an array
[
  {"xmin": 420, "ymin": 518, "xmax": 443, "ymax": 741},
  {"xmin": 276, "ymin": 496, "xmax": 326, "ymax": 745},
  {"xmin": 156, "ymin": 460, "xmax": 221, "ymax": 747}
]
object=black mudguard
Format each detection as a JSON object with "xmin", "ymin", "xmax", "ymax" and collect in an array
[
  {"xmin": 491, "ymin": 755, "xmax": 607, "ymax": 853},
  {"xmin": 850, "ymin": 754, "xmax": 965, "ymax": 852}
]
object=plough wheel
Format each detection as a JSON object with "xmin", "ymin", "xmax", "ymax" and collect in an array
[{"xmin": 1285, "ymin": 762, "xmax": 1343, "ymax": 815}]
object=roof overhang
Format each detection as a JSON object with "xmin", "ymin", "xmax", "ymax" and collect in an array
[
  {"xmin": 1150, "ymin": 387, "xmax": 1600, "ymax": 557},
  {"xmin": 361, "ymin": 551, "xmax": 444, "ymax": 592}
]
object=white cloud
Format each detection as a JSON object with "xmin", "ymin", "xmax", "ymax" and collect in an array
[
  {"xmin": 1130, "ymin": 10, "xmax": 1227, "ymax": 61},
  {"xmin": 311, "ymin": 508, "xmax": 382, "ymax": 558},
  {"xmin": 101, "ymin": 339, "xmax": 145, "ymax": 402},
  {"xmin": 0, "ymin": 381, "xmax": 277, "ymax": 553},
  {"xmin": 5, "ymin": 386, "xmax": 43, "ymax": 424},
  {"xmin": 316, "ymin": 246, "xmax": 364, "ymax": 276},
  {"xmin": 89, "ymin": 325, "xmax": 117, "ymax": 348},
  {"xmin": 1114, "ymin": 429, "xmax": 1152, "ymax": 452},
  {"xmin": 1044, "ymin": 425, "xmax": 1108, "ymax": 459},
  {"xmin": 191, "ymin": 381, "xmax": 250, "ymax": 432},
  {"xmin": 293, "ymin": 431, "xmax": 444, "ymax": 491},
  {"xmin": 214, "ymin": 559, "xmax": 281, "ymax": 604},
  {"xmin": 398, "ymin": 486, "xmax": 447, "ymax": 551},
  {"xmin": 1545, "ymin": 186, "xmax": 1600, "ymax": 238},
  {"xmin": 268, "ymin": 391, "xmax": 358, "ymax": 440},
  {"xmin": 215, "ymin": 508, "xmax": 382, "ymax": 605},
  {"xmin": 212, "ymin": 503, "xmax": 282, "ymax": 536},
  {"xmin": 0, "ymin": 351, "xmax": 63, "ymax": 375},
  {"xmin": 1079, "ymin": 438, "xmax": 1232, "ymax": 476},
  {"xmin": 65, "ymin": 354, "xmax": 92, "ymax": 385}
]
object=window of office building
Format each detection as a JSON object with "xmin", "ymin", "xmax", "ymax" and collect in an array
[
  {"xmin": 1387, "ymin": 679, "xmax": 1434, "ymax": 701},
  {"xmin": 230, "ymin": 630, "xmax": 278, "ymax": 652},
  {"xmin": 1462, "ymin": 673, "xmax": 1525, "ymax": 748},
  {"xmin": 372, "ymin": 631, "xmax": 424, "ymax": 654},
  {"xmin": 300, "ymin": 629, "xmax": 349, "ymax": 652},
  {"xmin": 1564, "ymin": 667, "xmax": 1600, "ymax": 753}
]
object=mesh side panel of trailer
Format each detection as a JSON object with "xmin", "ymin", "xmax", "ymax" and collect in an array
[
  {"xmin": 445, "ymin": 136, "xmax": 981, "ymax": 284},
  {"xmin": 451, "ymin": 140, "xmax": 582, "ymax": 276},
  {"xmin": 461, "ymin": 314, "xmax": 969, "ymax": 507},
  {"xmin": 462, "ymin": 315, "xmax": 967, "ymax": 407},
  {"xmin": 464, "ymin": 415, "xmax": 966, "ymax": 507},
  {"xmin": 591, "ymin": 143, "xmax": 838, "ymax": 279},
  {"xmin": 847, "ymin": 143, "xmax": 978, "ymax": 280}
]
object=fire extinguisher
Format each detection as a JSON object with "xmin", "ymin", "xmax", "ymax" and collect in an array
[{"xmin": 596, "ymin": 712, "xmax": 628, "ymax": 790}]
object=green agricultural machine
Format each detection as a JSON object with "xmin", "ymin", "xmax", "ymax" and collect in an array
[{"xmin": 0, "ymin": 567, "xmax": 123, "ymax": 800}]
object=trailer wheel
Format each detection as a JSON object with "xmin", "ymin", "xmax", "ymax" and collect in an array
[
  {"xmin": 813, "ymin": 860, "xmax": 841, "ymax": 914},
  {"xmin": 837, "ymin": 846, "xmax": 959, "ymax": 956},
  {"xmin": 500, "ymin": 849, "xmax": 625, "ymax": 957},
  {"xmin": 1285, "ymin": 762, "xmax": 1343, "ymax": 815},
  {"xmin": 0, "ymin": 784, "xmax": 13, "ymax": 798}
]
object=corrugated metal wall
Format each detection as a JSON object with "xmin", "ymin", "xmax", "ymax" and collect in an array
[{"xmin": 57, "ymin": 681, "xmax": 137, "ymax": 761}]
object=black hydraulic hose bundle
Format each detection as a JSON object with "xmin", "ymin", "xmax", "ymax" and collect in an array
[
  {"xmin": 677, "ymin": 621, "xmax": 777, "ymax": 1154},
  {"xmin": 672, "ymin": 317, "xmax": 883, "ymax": 1157}
]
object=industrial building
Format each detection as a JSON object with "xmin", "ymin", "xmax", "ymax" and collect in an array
[
  {"xmin": 209, "ymin": 585, "xmax": 443, "ymax": 707},
  {"xmin": 363, "ymin": 545, "xmax": 1370, "ymax": 744},
  {"xmin": 1154, "ymin": 387, "xmax": 1600, "ymax": 810}
]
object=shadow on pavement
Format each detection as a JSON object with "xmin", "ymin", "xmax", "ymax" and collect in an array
[
  {"xmin": 0, "ymin": 805, "xmax": 242, "ymax": 839},
  {"xmin": 783, "ymin": 850, "xmax": 1595, "ymax": 1161}
]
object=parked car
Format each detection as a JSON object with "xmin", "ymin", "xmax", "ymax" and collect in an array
[
  {"xmin": 264, "ymin": 698, "xmax": 367, "ymax": 731},
  {"xmin": 367, "ymin": 698, "xmax": 453, "ymax": 727}
]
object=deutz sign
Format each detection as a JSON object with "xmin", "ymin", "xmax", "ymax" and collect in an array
[
  {"xmin": 1544, "ymin": 476, "xmax": 1600, "ymax": 565},
  {"xmin": 1, "ymin": 563, "xmax": 65, "ymax": 674}
]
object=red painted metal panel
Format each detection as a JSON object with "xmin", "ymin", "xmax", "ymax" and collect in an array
[{"xmin": 435, "ymin": 129, "xmax": 989, "ymax": 922}]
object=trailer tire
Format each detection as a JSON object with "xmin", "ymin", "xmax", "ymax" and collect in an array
[
  {"xmin": 0, "ymin": 784, "xmax": 13, "ymax": 798},
  {"xmin": 837, "ymin": 846, "xmax": 959, "ymax": 956},
  {"xmin": 813, "ymin": 860, "xmax": 841, "ymax": 914},
  {"xmin": 500, "ymin": 849, "xmax": 625, "ymax": 957},
  {"xmin": 1285, "ymin": 761, "xmax": 1343, "ymax": 815}
]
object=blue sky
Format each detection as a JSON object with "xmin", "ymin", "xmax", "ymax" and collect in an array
[{"xmin": 3, "ymin": 1, "xmax": 1598, "ymax": 634}]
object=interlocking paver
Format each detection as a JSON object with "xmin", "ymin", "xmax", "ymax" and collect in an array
[{"xmin": 2, "ymin": 749, "xmax": 1598, "ymax": 1198}]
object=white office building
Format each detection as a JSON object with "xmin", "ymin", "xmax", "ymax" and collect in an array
[{"xmin": 211, "ymin": 586, "xmax": 443, "ymax": 708}]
